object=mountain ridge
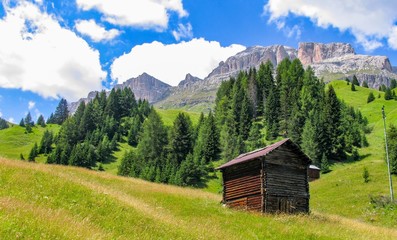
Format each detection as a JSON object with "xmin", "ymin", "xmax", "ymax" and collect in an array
[{"xmin": 70, "ymin": 42, "xmax": 397, "ymax": 113}]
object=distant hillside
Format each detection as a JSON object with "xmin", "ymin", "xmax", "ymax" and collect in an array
[{"xmin": 0, "ymin": 124, "xmax": 60, "ymax": 161}]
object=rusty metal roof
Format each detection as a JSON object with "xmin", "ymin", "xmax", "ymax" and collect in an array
[{"xmin": 216, "ymin": 138, "xmax": 291, "ymax": 170}]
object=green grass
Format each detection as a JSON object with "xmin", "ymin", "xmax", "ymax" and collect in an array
[
  {"xmin": 1, "ymin": 158, "xmax": 396, "ymax": 239},
  {"xmin": 2, "ymin": 85, "xmax": 397, "ymax": 238},
  {"xmin": 0, "ymin": 124, "xmax": 60, "ymax": 161},
  {"xmin": 309, "ymin": 80, "xmax": 397, "ymax": 227},
  {"xmin": 156, "ymin": 108, "xmax": 202, "ymax": 126}
]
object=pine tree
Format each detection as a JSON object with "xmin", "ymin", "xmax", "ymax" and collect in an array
[
  {"xmin": 367, "ymin": 92, "xmax": 375, "ymax": 103},
  {"xmin": 352, "ymin": 75, "xmax": 359, "ymax": 86},
  {"xmin": 246, "ymin": 122, "xmax": 264, "ymax": 151},
  {"xmin": 127, "ymin": 116, "xmax": 142, "ymax": 147},
  {"xmin": 24, "ymin": 112, "xmax": 33, "ymax": 127},
  {"xmin": 53, "ymin": 98, "xmax": 69, "ymax": 124},
  {"xmin": 169, "ymin": 113, "xmax": 194, "ymax": 165},
  {"xmin": 301, "ymin": 117, "xmax": 321, "ymax": 166},
  {"xmin": 239, "ymin": 92, "xmax": 253, "ymax": 140},
  {"xmin": 20, "ymin": 153, "xmax": 25, "ymax": 160},
  {"xmin": 39, "ymin": 130, "xmax": 53, "ymax": 154},
  {"xmin": 118, "ymin": 151, "xmax": 137, "ymax": 176},
  {"xmin": 37, "ymin": 115, "xmax": 46, "ymax": 127},
  {"xmin": 391, "ymin": 79, "xmax": 397, "ymax": 89},
  {"xmin": 194, "ymin": 111, "xmax": 220, "ymax": 164},
  {"xmin": 19, "ymin": 118, "xmax": 25, "ymax": 127},
  {"xmin": 265, "ymin": 88, "xmax": 279, "ymax": 140},
  {"xmin": 323, "ymin": 85, "xmax": 345, "ymax": 160},
  {"xmin": 320, "ymin": 153, "xmax": 331, "ymax": 174},
  {"xmin": 385, "ymin": 88, "xmax": 393, "ymax": 100},
  {"xmin": 351, "ymin": 82, "xmax": 356, "ymax": 91},
  {"xmin": 362, "ymin": 81, "xmax": 369, "ymax": 88},
  {"xmin": 28, "ymin": 142, "xmax": 38, "ymax": 162},
  {"xmin": 174, "ymin": 154, "xmax": 204, "ymax": 186},
  {"xmin": 135, "ymin": 110, "xmax": 168, "ymax": 176}
]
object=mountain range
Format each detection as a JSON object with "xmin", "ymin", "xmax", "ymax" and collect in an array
[{"xmin": 70, "ymin": 42, "xmax": 397, "ymax": 113}]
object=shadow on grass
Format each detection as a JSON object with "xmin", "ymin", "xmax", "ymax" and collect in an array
[{"xmin": 196, "ymin": 171, "xmax": 219, "ymax": 189}]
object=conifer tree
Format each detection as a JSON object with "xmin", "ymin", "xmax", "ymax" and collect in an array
[
  {"xmin": 320, "ymin": 153, "xmax": 331, "ymax": 174},
  {"xmin": 194, "ymin": 111, "xmax": 220, "ymax": 164},
  {"xmin": 323, "ymin": 85, "xmax": 344, "ymax": 159},
  {"xmin": 53, "ymin": 98, "xmax": 69, "ymax": 124},
  {"xmin": 39, "ymin": 130, "xmax": 53, "ymax": 154},
  {"xmin": 37, "ymin": 115, "xmax": 46, "ymax": 127},
  {"xmin": 385, "ymin": 88, "xmax": 393, "ymax": 100},
  {"xmin": 127, "ymin": 116, "xmax": 142, "ymax": 147},
  {"xmin": 19, "ymin": 118, "xmax": 25, "ymax": 127},
  {"xmin": 367, "ymin": 92, "xmax": 375, "ymax": 103},
  {"xmin": 352, "ymin": 75, "xmax": 359, "ymax": 86},
  {"xmin": 28, "ymin": 142, "xmax": 38, "ymax": 162},
  {"xmin": 362, "ymin": 81, "xmax": 369, "ymax": 88},
  {"xmin": 351, "ymin": 82, "xmax": 356, "ymax": 91},
  {"xmin": 169, "ymin": 113, "xmax": 194, "ymax": 165},
  {"xmin": 246, "ymin": 122, "xmax": 264, "ymax": 151}
]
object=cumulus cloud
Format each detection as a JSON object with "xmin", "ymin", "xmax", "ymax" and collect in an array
[
  {"xmin": 172, "ymin": 23, "xmax": 193, "ymax": 41},
  {"xmin": 265, "ymin": 0, "xmax": 397, "ymax": 51},
  {"xmin": 28, "ymin": 101, "xmax": 35, "ymax": 110},
  {"xmin": 111, "ymin": 38, "xmax": 246, "ymax": 86},
  {"xmin": 0, "ymin": 2, "xmax": 106, "ymax": 101},
  {"xmin": 75, "ymin": 19, "xmax": 121, "ymax": 42},
  {"xmin": 76, "ymin": 0, "xmax": 187, "ymax": 30},
  {"xmin": 0, "ymin": 111, "xmax": 2, "ymax": 118},
  {"xmin": 8, "ymin": 117, "xmax": 14, "ymax": 123}
]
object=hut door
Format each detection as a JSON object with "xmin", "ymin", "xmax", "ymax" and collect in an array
[{"xmin": 278, "ymin": 197, "xmax": 295, "ymax": 213}]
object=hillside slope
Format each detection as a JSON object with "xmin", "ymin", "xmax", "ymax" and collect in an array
[
  {"xmin": 1, "ymin": 158, "xmax": 397, "ymax": 239},
  {"xmin": 310, "ymin": 80, "xmax": 397, "ymax": 227}
]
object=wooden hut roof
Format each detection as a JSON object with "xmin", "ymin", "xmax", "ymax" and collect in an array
[{"xmin": 216, "ymin": 138, "xmax": 310, "ymax": 170}]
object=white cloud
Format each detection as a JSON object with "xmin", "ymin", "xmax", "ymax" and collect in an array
[
  {"xmin": 0, "ymin": 2, "xmax": 106, "ymax": 101},
  {"xmin": 8, "ymin": 117, "xmax": 14, "ymax": 123},
  {"xmin": 388, "ymin": 26, "xmax": 397, "ymax": 49},
  {"xmin": 172, "ymin": 23, "xmax": 193, "ymax": 41},
  {"xmin": 76, "ymin": 0, "xmax": 187, "ymax": 30},
  {"xmin": 265, "ymin": 0, "xmax": 397, "ymax": 51},
  {"xmin": 28, "ymin": 101, "xmax": 35, "ymax": 110},
  {"xmin": 111, "ymin": 38, "xmax": 246, "ymax": 86},
  {"xmin": 75, "ymin": 19, "xmax": 121, "ymax": 42},
  {"xmin": 0, "ymin": 111, "xmax": 2, "ymax": 118}
]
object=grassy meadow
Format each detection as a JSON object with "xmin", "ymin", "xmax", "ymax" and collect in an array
[
  {"xmin": 1, "ymin": 81, "xmax": 397, "ymax": 238},
  {"xmin": 1, "ymin": 158, "xmax": 397, "ymax": 239}
]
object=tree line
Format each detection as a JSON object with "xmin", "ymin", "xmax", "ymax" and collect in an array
[
  {"xmin": 33, "ymin": 58, "xmax": 372, "ymax": 186},
  {"xmin": 214, "ymin": 59, "xmax": 369, "ymax": 171}
]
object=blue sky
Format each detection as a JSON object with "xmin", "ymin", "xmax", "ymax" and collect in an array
[{"xmin": 0, "ymin": 0, "xmax": 396, "ymax": 123}]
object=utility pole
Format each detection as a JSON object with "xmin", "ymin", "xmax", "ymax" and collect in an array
[{"xmin": 382, "ymin": 106, "xmax": 394, "ymax": 202}]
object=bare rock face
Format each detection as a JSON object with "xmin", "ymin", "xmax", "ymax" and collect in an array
[
  {"xmin": 69, "ymin": 73, "xmax": 171, "ymax": 113},
  {"xmin": 297, "ymin": 42, "xmax": 396, "ymax": 89},
  {"xmin": 298, "ymin": 42, "xmax": 355, "ymax": 64},
  {"xmin": 178, "ymin": 73, "xmax": 202, "ymax": 88},
  {"xmin": 205, "ymin": 45, "xmax": 297, "ymax": 85},
  {"xmin": 114, "ymin": 72, "xmax": 171, "ymax": 102}
]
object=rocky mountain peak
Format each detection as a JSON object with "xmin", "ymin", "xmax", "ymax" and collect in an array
[
  {"xmin": 69, "ymin": 72, "xmax": 171, "ymax": 113},
  {"xmin": 178, "ymin": 73, "xmax": 202, "ymax": 88},
  {"xmin": 298, "ymin": 42, "xmax": 355, "ymax": 65}
]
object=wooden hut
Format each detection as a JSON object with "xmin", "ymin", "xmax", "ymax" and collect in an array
[
  {"xmin": 216, "ymin": 138, "xmax": 311, "ymax": 214},
  {"xmin": 308, "ymin": 165, "xmax": 320, "ymax": 181}
]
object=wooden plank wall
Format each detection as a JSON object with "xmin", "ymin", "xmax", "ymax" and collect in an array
[
  {"xmin": 223, "ymin": 160, "xmax": 262, "ymax": 211},
  {"xmin": 265, "ymin": 162, "xmax": 309, "ymax": 213}
]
